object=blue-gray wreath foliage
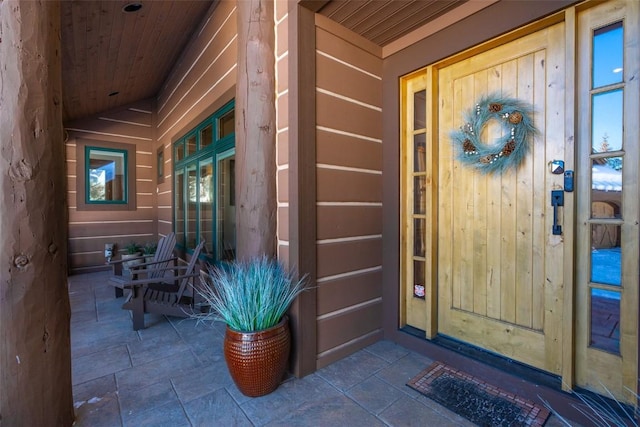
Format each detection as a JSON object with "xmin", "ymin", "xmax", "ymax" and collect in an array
[{"xmin": 450, "ymin": 93, "xmax": 538, "ymax": 175}]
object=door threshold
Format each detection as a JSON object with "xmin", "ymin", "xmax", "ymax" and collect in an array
[{"xmin": 400, "ymin": 326, "xmax": 562, "ymax": 390}]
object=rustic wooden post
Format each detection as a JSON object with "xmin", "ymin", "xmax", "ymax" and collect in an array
[
  {"xmin": 235, "ymin": 0, "xmax": 277, "ymax": 259},
  {"xmin": 0, "ymin": 1, "xmax": 73, "ymax": 425}
]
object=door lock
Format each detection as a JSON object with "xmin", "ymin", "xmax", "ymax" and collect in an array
[{"xmin": 551, "ymin": 190, "xmax": 564, "ymax": 235}]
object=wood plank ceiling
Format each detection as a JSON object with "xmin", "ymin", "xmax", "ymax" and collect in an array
[
  {"xmin": 61, "ymin": 1, "xmax": 214, "ymax": 122},
  {"xmin": 61, "ymin": 0, "xmax": 465, "ymax": 123},
  {"xmin": 316, "ymin": 0, "xmax": 466, "ymax": 46}
]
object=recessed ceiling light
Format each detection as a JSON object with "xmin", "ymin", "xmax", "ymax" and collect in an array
[
  {"xmin": 108, "ymin": 91, "xmax": 119, "ymax": 97},
  {"xmin": 122, "ymin": 3, "xmax": 142, "ymax": 13}
]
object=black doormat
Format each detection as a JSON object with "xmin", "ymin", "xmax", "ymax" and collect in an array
[{"xmin": 407, "ymin": 362, "xmax": 550, "ymax": 426}]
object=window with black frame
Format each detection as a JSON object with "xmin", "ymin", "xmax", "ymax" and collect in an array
[{"xmin": 173, "ymin": 101, "xmax": 235, "ymax": 261}]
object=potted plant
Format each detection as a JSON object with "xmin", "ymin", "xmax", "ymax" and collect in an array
[
  {"xmin": 121, "ymin": 241, "xmax": 142, "ymax": 271},
  {"xmin": 196, "ymin": 256, "xmax": 306, "ymax": 397},
  {"xmin": 142, "ymin": 241, "xmax": 157, "ymax": 263}
]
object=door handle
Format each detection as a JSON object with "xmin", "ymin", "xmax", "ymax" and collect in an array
[{"xmin": 551, "ymin": 190, "xmax": 564, "ymax": 235}]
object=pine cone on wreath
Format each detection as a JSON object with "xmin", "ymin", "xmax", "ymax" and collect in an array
[{"xmin": 501, "ymin": 140, "xmax": 517, "ymax": 156}]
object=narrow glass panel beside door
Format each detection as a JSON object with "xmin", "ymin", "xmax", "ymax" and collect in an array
[
  {"xmin": 590, "ymin": 288, "xmax": 620, "ymax": 354},
  {"xmin": 592, "ymin": 22, "xmax": 623, "ymax": 88},
  {"xmin": 592, "ymin": 90, "xmax": 623, "ymax": 153}
]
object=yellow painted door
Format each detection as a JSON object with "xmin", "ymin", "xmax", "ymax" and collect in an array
[
  {"xmin": 574, "ymin": 0, "xmax": 639, "ymax": 404},
  {"xmin": 436, "ymin": 23, "xmax": 567, "ymax": 374}
]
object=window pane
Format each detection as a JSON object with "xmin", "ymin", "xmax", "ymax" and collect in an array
[
  {"xmin": 199, "ymin": 159, "xmax": 214, "ymax": 255},
  {"xmin": 414, "ymin": 176, "xmax": 426, "ymax": 214},
  {"xmin": 186, "ymin": 165, "xmax": 197, "ymax": 249},
  {"xmin": 414, "ymin": 133, "xmax": 426, "ymax": 172},
  {"xmin": 591, "ymin": 224, "xmax": 621, "ymax": 286},
  {"xmin": 157, "ymin": 147, "xmax": 164, "ymax": 184},
  {"xmin": 593, "ymin": 22, "xmax": 623, "ymax": 88},
  {"xmin": 200, "ymin": 124, "xmax": 213, "ymax": 149},
  {"xmin": 218, "ymin": 110, "xmax": 235, "ymax": 139},
  {"xmin": 217, "ymin": 154, "xmax": 236, "ymax": 261},
  {"xmin": 414, "ymin": 90, "xmax": 426, "ymax": 129},
  {"xmin": 87, "ymin": 148, "xmax": 126, "ymax": 203},
  {"xmin": 592, "ymin": 90, "xmax": 623, "ymax": 153},
  {"xmin": 591, "ymin": 157, "xmax": 622, "ymax": 218},
  {"xmin": 590, "ymin": 288, "xmax": 620, "ymax": 354},
  {"xmin": 413, "ymin": 260, "xmax": 425, "ymax": 299},
  {"xmin": 175, "ymin": 170, "xmax": 185, "ymax": 247},
  {"xmin": 414, "ymin": 218, "xmax": 425, "ymax": 257},
  {"xmin": 185, "ymin": 135, "xmax": 196, "ymax": 157},
  {"xmin": 175, "ymin": 142, "xmax": 184, "ymax": 162}
]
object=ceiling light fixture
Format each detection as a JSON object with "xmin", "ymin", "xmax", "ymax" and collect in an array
[{"xmin": 122, "ymin": 3, "xmax": 143, "ymax": 13}]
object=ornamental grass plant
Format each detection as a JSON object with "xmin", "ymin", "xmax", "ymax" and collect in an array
[{"xmin": 197, "ymin": 256, "xmax": 306, "ymax": 332}]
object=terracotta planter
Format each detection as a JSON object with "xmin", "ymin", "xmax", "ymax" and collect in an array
[{"xmin": 224, "ymin": 316, "xmax": 290, "ymax": 397}]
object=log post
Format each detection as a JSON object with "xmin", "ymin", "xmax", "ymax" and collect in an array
[
  {"xmin": 0, "ymin": 1, "xmax": 73, "ymax": 426},
  {"xmin": 235, "ymin": 0, "xmax": 277, "ymax": 260}
]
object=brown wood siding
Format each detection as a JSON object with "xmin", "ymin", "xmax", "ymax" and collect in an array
[
  {"xmin": 155, "ymin": 0, "xmax": 237, "ymax": 241},
  {"xmin": 65, "ymin": 99, "xmax": 156, "ymax": 273},
  {"xmin": 314, "ymin": 17, "xmax": 383, "ymax": 368}
]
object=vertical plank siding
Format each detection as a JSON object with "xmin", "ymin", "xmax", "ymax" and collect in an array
[
  {"xmin": 65, "ymin": 99, "xmax": 156, "ymax": 273},
  {"xmin": 314, "ymin": 16, "xmax": 384, "ymax": 368}
]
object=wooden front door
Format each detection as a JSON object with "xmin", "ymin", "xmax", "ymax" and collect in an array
[{"xmin": 435, "ymin": 23, "xmax": 567, "ymax": 374}]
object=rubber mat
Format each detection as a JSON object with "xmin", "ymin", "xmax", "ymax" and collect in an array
[{"xmin": 407, "ymin": 361, "xmax": 550, "ymax": 426}]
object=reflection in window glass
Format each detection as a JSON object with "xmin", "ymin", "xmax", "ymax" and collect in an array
[
  {"xmin": 186, "ymin": 135, "xmax": 196, "ymax": 157},
  {"xmin": 591, "ymin": 157, "xmax": 622, "ymax": 219},
  {"xmin": 200, "ymin": 124, "xmax": 213, "ymax": 149},
  {"xmin": 414, "ymin": 219, "xmax": 426, "ymax": 257},
  {"xmin": 175, "ymin": 170, "xmax": 185, "ymax": 247},
  {"xmin": 593, "ymin": 22, "xmax": 623, "ymax": 88},
  {"xmin": 218, "ymin": 111, "xmax": 235, "ymax": 139},
  {"xmin": 200, "ymin": 160, "xmax": 214, "ymax": 255},
  {"xmin": 592, "ymin": 90, "xmax": 623, "ymax": 153},
  {"xmin": 217, "ymin": 154, "xmax": 236, "ymax": 261},
  {"xmin": 414, "ymin": 90, "xmax": 426, "ymax": 129},
  {"xmin": 414, "ymin": 177, "xmax": 426, "ymax": 214},
  {"xmin": 187, "ymin": 165, "xmax": 197, "ymax": 249},
  {"xmin": 413, "ymin": 260, "xmax": 426, "ymax": 299},
  {"xmin": 590, "ymin": 288, "xmax": 620, "ymax": 354},
  {"xmin": 414, "ymin": 134, "xmax": 426, "ymax": 172},
  {"xmin": 175, "ymin": 142, "xmax": 184, "ymax": 162},
  {"xmin": 591, "ymin": 224, "xmax": 621, "ymax": 286},
  {"xmin": 87, "ymin": 148, "xmax": 126, "ymax": 203}
]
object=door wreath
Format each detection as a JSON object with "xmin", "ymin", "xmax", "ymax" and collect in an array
[{"xmin": 450, "ymin": 93, "xmax": 538, "ymax": 174}]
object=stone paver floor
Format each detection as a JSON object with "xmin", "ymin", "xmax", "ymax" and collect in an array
[{"xmin": 70, "ymin": 272, "xmax": 573, "ymax": 426}]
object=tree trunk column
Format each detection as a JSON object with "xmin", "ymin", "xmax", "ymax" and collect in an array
[
  {"xmin": 0, "ymin": 1, "xmax": 73, "ymax": 425},
  {"xmin": 235, "ymin": 0, "xmax": 277, "ymax": 260}
]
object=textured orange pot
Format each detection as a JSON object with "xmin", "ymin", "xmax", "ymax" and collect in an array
[{"xmin": 224, "ymin": 316, "xmax": 290, "ymax": 397}]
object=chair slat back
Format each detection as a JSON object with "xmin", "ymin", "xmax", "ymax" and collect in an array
[
  {"xmin": 175, "ymin": 239, "xmax": 206, "ymax": 300},
  {"xmin": 148, "ymin": 232, "xmax": 176, "ymax": 280}
]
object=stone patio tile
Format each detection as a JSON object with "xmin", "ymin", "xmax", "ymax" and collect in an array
[
  {"xmin": 71, "ymin": 308, "xmax": 98, "ymax": 324},
  {"xmin": 119, "ymin": 380, "xmax": 179, "ymax": 419},
  {"xmin": 115, "ymin": 349, "xmax": 201, "ymax": 391},
  {"xmin": 184, "ymin": 388, "xmax": 252, "ymax": 427},
  {"xmin": 414, "ymin": 395, "xmax": 477, "ymax": 426},
  {"xmin": 71, "ymin": 318, "xmax": 140, "ymax": 358},
  {"xmin": 315, "ymin": 348, "xmax": 390, "ymax": 392},
  {"xmin": 375, "ymin": 352, "xmax": 433, "ymax": 397},
  {"xmin": 73, "ymin": 344, "xmax": 131, "ymax": 385},
  {"xmin": 96, "ymin": 300, "xmax": 132, "ymax": 323},
  {"xmin": 121, "ymin": 401, "xmax": 190, "ymax": 427},
  {"xmin": 265, "ymin": 394, "xmax": 386, "ymax": 427},
  {"xmin": 364, "ymin": 339, "xmax": 411, "ymax": 363},
  {"xmin": 136, "ymin": 316, "xmax": 181, "ymax": 341},
  {"xmin": 171, "ymin": 358, "xmax": 234, "ymax": 403},
  {"xmin": 127, "ymin": 333, "xmax": 190, "ymax": 367},
  {"xmin": 240, "ymin": 373, "xmax": 341, "ymax": 425},
  {"xmin": 379, "ymin": 396, "xmax": 465, "ymax": 427},
  {"xmin": 73, "ymin": 391, "xmax": 122, "ymax": 427},
  {"xmin": 73, "ymin": 374, "xmax": 117, "ymax": 404},
  {"xmin": 346, "ymin": 375, "xmax": 405, "ymax": 415}
]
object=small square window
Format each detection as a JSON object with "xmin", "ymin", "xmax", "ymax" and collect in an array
[
  {"xmin": 86, "ymin": 147, "xmax": 127, "ymax": 204},
  {"xmin": 76, "ymin": 139, "xmax": 136, "ymax": 211}
]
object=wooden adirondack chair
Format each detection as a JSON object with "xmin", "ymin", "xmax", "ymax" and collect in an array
[
  {"xmin": 108, "ymin": 232, "xmax": 177, "ymax": 298},
  {"xmin": 121, "ymin": 239, "xmax": 206, "ymax": 330}
]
